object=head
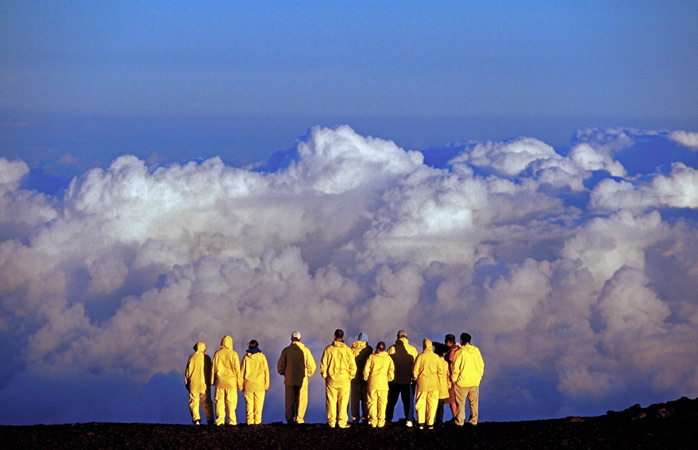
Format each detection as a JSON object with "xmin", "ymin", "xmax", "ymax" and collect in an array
[
  {"xmin": 194, "ymin": 341, "xmax": 206, "ymax": 352},
  {"xmin": 220, "ymin": 335, "xmax": 233, "ymax": 349},
  {"xmin": 248, "ymin": 340, "xmax": 259, "ymax": 350},
  {"xmin": 445, "ymin": 334, "xmax": 456, "ymax": 346},
  {"xmin": 423, "ymin": 338, "xmax": 433, "ymax": 351},
  {"xmin": 334, "ymin": 329, "xmax": 344, "ymax": 341},
  {"xmin": 397, "ymin": 330, "xmax": 407, "ymax": 339},
  {"xmin": 291, "ymin": 331, "xmax": 301, "ymax": 342},
  {"xmin": 460, "ymin": 332, "xmax": 472, "ymax": 345},
  {"xmin": 376, "ymin": 341, "xmax": 386, "ymax": 352},
  {"xmin": 358, "ymin": 331, "xmax": 368, "ymax": 342}
]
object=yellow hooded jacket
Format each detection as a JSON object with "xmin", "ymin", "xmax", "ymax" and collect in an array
[
  {"xmin": 412, "ymin": 339, "xmax": 443, "ymax": 393},
  {"xmin": 277, "ymin": 341, "xmax": 316, "ymax": 386},
  {"xmin": 388, "ymin": 337, "xmax": 419, "ymax": 384},
  {"xmin": 363, "ymin": 351, "xmax": 395, "ymax": 392},
  {"xmin": 185, "ymin": 341, "xmax": 212, "ymax": 394},
  {"xmin": 241, "ymin": 349, "xmax": 270, "ymax": 393},
  {"xmin": 211, "ymin": 336, "xmax": 242, "ymax": 390},
  {"xmin": 451, "ymin": 343, "xmax": 485, "ymax": 387},
  {"xmin": 350, "ymin": 340, "xmax": 373, "ymax": 385},
  {"xmin": 321, "ymin": 340, "xmax": 357, "ymax": 387}
]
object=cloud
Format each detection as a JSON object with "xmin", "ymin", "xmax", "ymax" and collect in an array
[
  {"xmin": 670, "ymin": 131, "xmax": 698, "ymax": 149},
  {"xmin": 1, "ymin": 126, "xmax": 698, "ymax": 424}
]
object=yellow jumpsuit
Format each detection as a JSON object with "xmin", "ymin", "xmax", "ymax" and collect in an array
[
  {"xmin": 412, "ymin": 339, "xmax": 443, "ymax": 427},
  {"xmin": 184, "ymin": 342, "xmax": 214, "ymax": 424},
  {"xmin": 211, "ymin": 336, "xmax": 242, "ymax": 425},
  {"xmin": 277, "ymin": 341, "xmax": 316, "ymax": 423},
  {"xmin": 320, "ymin": 340, "xmax": 357, "ymax": 428},
  {"xmin": 363, "ymin": 350, "xmax": 395, "ymax": 427},
  {"xmin": 241, "ymin": 349, "xmax": 270, "ymax": 425}
]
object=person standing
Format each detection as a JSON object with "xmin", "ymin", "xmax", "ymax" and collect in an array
[
  {"xmin": 443, "ymin": 334, "xmax": 460, "ymax": 421},
  {"xmin": 412, "ymin": 338, "xmax": 443, "ymax": 429},
  {"xmin": 363, "ymin": 341, "xmax": 394, "ymax": 428},
  {"xmin": 386, "ymin": 330, "xmax": 418, "ymax": 427},
  {"xmin": 211, "ymin": 335, "xmax": 242, "ymax": 426},
  {"xmin": 434, "ymin": 348, "xmax": 451, "ymax": 428},
  {"xmin": 451, "ymin": 332, "xmax": 485, "ymax": 426},
  {"xmin": 320, "ymin": 329, "xmax": 357, "ymax": 428},
  {"xmin": 277, "ymin": 331, "xmax": 316, "ymax": 424},
  {"xmin": 241, "ymin": 339, "xmax": 270, "ymax": 425},
  {"xmin": 184, "ymin": 341, "xmax": 214, "ymax": 425},
  {"xmin": 350, "ymin": 331, "xmax": 373, "ymax": 425}
]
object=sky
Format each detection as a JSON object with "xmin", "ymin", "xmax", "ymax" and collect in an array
[{"xmin": 1, "ymin": 1, "xmax": 698, "ymax": 425}]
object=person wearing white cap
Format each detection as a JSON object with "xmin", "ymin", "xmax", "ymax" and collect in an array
[
  {"xmin": 277, "ymin": 331, "xmax": 316, "ymax": 424},
  {"xmin": 386, "ymin": 330, "xmax": 418, "ymax": 427}
]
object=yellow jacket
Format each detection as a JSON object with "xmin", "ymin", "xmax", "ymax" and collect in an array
[
  {"xmin": 363, "ymin": 351, "xmax": 395, "ymax": 392},
  {"xmin": 350, "ymin": 340, "xmax": 373, "ymax": 385},
  {"xmin": 277, "ymin": 341, "xmax": 316, "ymax": 386},
  {"xmin": 451, "ymin": 343, "xmax": 485, "ymax": 387},
  {"xmin": 412, "ymin": 339, "xmax": 443, "ymax": 393},
  {"xmin": 321, "ymin": 340, "xmax": 357, "ymax": 386},
  {"xmin": 211, "ymin": 336, "xmax": 242, "ymax": 390},
  {"xmin": 438, "ymin": 357, "xmax": 450, "ymax": 399},
  {"xmin": 185, "ymin": 342, "xmax": 212, "ymax": 394},
  {"xmin": 388, "ymin": 337, "xmax": 418, "ymax": 384},
  {"xmin": 241, "ymin": 349, "xmax": 270, "ymax": 393}
]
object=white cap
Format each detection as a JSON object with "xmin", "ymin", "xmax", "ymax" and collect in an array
[{"xmin": 292, "ymin": 331, "xmax": 301, "ymax": 340}]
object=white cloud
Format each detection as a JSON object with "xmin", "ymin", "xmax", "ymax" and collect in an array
[
  {"xmin": 670, "ymin": 130, "xmax": 698, "ymax": 149},
  {"xmin": 1, "ymin": 126, "xmax": 697, "ymax": 424}
]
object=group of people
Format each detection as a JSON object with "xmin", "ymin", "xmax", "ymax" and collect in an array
[{"xmin": 184, "ymin": 329, "xmax": 484, "ymax": 430}]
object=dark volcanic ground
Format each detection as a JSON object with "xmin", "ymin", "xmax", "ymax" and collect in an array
[{"xmin": 2, "ymin": 397, "xmax": 697, "ymax": 449}]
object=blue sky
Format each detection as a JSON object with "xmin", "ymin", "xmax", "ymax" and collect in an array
[
  {"xmin": 2, "ymin": 1, "xmax": 697, "ymax": 173},
  {"xmin": 1, "ymin": 1, "xmax": 698, "ymax": 426}
]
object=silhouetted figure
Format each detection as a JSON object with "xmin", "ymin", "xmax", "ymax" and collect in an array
[
  {"xmin": 350, "ymin": 331, "xmax": 373, "ymax": 424},
  {"xmin": 277, "ymin": 331, "xmax": 316, "ymax": 424},
  {"xmin": 184, "ymin": 341, "xmax": 214, "ymax": 425},
  {"xmin": 386, "ymin": 330, "xmax": 418, "ymax": 427}
]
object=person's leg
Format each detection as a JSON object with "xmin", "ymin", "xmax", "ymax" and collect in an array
[
  {"xmin": 214, "ymin": 388, "xmax": 226, "ymax": 425},
  {"xmin": 377, "ymin": 389, "xmax": 389, "ymax": 427},
  {"xmin": 426, "ymin": 391, "xmax": 439, "ymax": 427},
  {"xmin": 202, "ymin": 389, "xmax": 214, "ymax": 424},
  {"xmin": 244, "ymin": 390, "xmax": 254, "ymax": 425},
  {"xmin": 297, "ymin": 379, "xmax": 308, "ymax": 423},
  {"xmin": 284, "ymin": 385, "xmax": 296, "ymax": 423},
  {"xmin": 350, "ymin": 383, "xmax": 361, "ymax": 423},
  {"xmin": 325, "ymin": 383, "xmax": 338, "ymax": 427},
  {"xmin": 386, "ymin": 383, "xmax": 399, "ymax": 422},
  {"xmin": 188, "ymin": 391, "xmax": 200, "ymax": 423},
  {"xmin": 408, "ymin": 381, "xmax": 416, "ymax": 423},
  {"xmin": 467, "ymin": 386, "xmax": 480, "ymax": 425},
  {"xmin": 436, "ymin": 398, "xmax": 445, "ymax": 425},
  {"xmin": 454, "ymin": 385, "xmax": 467, "ymax": 426},
  {"xmin": 226, "ymin": 388, "xmax": 238, "ymax": 425},
  {"xmin": 254, "ymin": 391, "xmax": 265, "ymax": 424},
  {"xmin": 415, "ymin": 391, "xmax": 426, "ymax": 426},
  {"xmin": 360, "ymin": 384, "xmax": 369, "ymax": 423},
  {"xmin": 367, "ymin": 389, "xmax": 378, "ymax": 427},
  {"xmin": 337, "ymin": 384, "xmax": 351, "ymax": 427}
]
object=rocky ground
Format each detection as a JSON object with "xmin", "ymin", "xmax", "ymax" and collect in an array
[{"xmin": 2, "ymin": 397, "xmax": 697, "ymax": 449}]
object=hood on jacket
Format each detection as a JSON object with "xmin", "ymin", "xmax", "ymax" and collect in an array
[
  {"xmin": 194, "ymin": 341, "xmax": 206, "ymax": 352},
  {"xmin": 352, "ymin": 340, "xmax": 367, "ymax": 350},
  {"xmin": 220, "ymin": 335, "xmax": 233, "ymax": 350},
  {"xmin": 423, "ymin": 338, "xmax": 433, "ymax": 352}
]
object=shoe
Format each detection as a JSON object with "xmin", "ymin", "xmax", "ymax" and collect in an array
[
  {"xmin": 193, "ymin": 420, "xmax": 201, "ymax": 425},
  {"xmin": 338, "ymin": 424, "xmax": 350, "ymax": 429},
  {"xmin": 428, "ymin": 425, "xmax": 434, "ymax": 430},
  {"xmin": 418, "ymin": 424, "xmax": 424, "ymax": 430},
  {"xmin": 406, "ymin": 420, "xmax": 413, "ymax": 428}
]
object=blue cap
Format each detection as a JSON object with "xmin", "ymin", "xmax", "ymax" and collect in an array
[{"xmin": 358, "ymin": 332, "xmax": 368, "ymax": 342}]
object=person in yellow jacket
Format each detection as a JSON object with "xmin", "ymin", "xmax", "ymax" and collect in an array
[
  {"xmin": 184, "ymin": 341, "xmax": 214, "ymax": 425},
  {"xmin": 386, "ymin": 330, "xmax": 418, "ymax": 426},
  {"xmin": 350, "ymin": 331, "xmax": 373, "ymax": 424},
  {"xmin": 277, "ymin": 331, "xmax": 316, "ymax": 424},
  {"xmin": 320, "ymin": 329, "xmax": 357, "ymax": 428},
  {"xmin": 363, "ymin": 341, "xmax": 394, "ymax": 428},
  {"xmin": 241, "ymin": 339, "xmax": 270, "ymax": 425},
  {"xmin": 434, "ymin": 349, "xmax": 451, "ymax": 427},
  {"xmin": 412, "ymin": 338, "xmax": 443, "ymax": 429},
  {"xmin": 450, "ymin": 332, "xmax": 485, "ymax": 426},
  {"xmin": 211, "ymin": 335, "xmax": 242, "ymax": 426}
]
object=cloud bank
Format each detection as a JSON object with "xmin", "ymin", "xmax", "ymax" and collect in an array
[{"xmin": 1, "ymin": 125, "xmax": 698, "ymax": 424}]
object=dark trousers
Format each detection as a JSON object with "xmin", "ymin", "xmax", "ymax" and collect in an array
[{"xmin": 386, "ymin": 382, "xmax": 416, "ymax": 422}]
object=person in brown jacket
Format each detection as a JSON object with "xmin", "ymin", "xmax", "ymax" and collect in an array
[{"xmin": 277, "ymin": 331, "xmax": 316, "ymax": 424}]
